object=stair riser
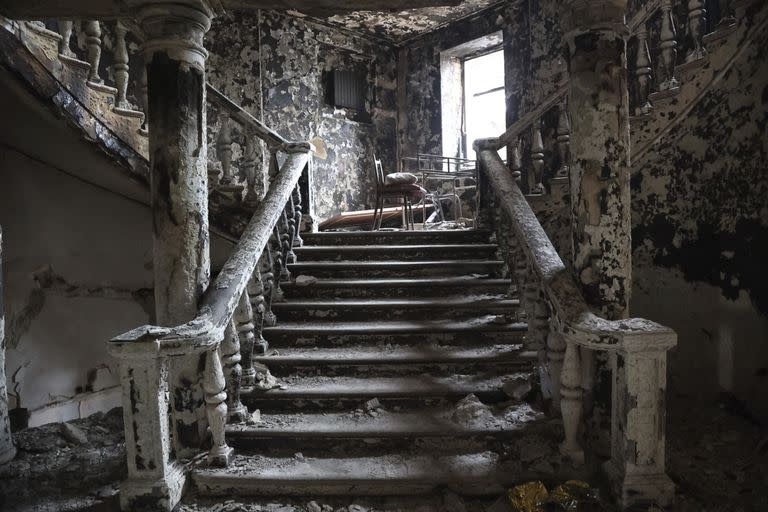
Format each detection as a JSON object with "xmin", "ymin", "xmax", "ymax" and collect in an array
[
  {"xmin": 224, "ymin": 435, "xmax": 514, "ymax": 457},
  {"xmin": 192, "ymin": 477, "xmax": 509, "ymax": 497},
  {"xmin": 241, "ymin": 393, "xmax": 509, "ymax": 414},
  {"xmin": 264, "ymin": 331, "xmax": 526, "ymax": 348},
  {"xmin": 261, "ymin": 361, "xmax": 532, "ymax": 379},
  {"xmin": 293, "ymin": 247, "xmax": 498, "ymax": 262},
  {"xmin": 288, "ymin": 264, "xmax": 503, "ymax": 279},
  {"xmin": 282, "ymin": 283, "xmax": 511, "ymax": 299},
  {"xmin": 301, "ymin": 231, "xmax": 491, "ymax": 246},
  {"xmin": 270, "ymin": 304, "xmax": 518, "ymax": 322}
]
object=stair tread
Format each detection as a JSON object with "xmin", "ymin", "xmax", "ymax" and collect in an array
[
  {"xmin": 263, "ymin": 316, "xmax": 526, "ymax": 334},
  {"xmin": 255, "ymin": 344, "xmax": 533, "ymax": 365},
  {"xmin": 193, "ymin": 450, "xmax": 507, "ymax": 483},
  {"xmin": 226, "ymin": 404, "xmax": 544, "ymax": 438},
  {"xmin": 289, "ymin": 260, "xmax": 503, "ymax": 267},
  {"xmin": 295, "ymin": 244, "xmax": 497, "ymax": 251},
  {"xmin": 271, "ymin": 295, "xmax": 517, "ymax": 310},
  {"xmin": 242, "ymin": 373, "xmax": 524, "ymax": 399},
  {"xmin": 282, "ymin": 276, "xmax": 510, "ymax": 288}
]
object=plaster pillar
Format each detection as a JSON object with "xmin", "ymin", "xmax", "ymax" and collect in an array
[
  {"xmin": 138, "ymin": 3, "xmax": 213, "ymax": 456},
  {"xmin": 0, "ymin": 227, "xmax": 16, "ymax": 466},
  {"xmin": 565, "ymin": 0, "xmax": 632, "ymax": 321},
  {"xmin": 564, "ymin": 0, "xmax": 633, "ymax": 458}
]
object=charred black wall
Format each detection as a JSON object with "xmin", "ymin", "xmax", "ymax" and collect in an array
[{"xmin": 206, "ymin": 11, "xmax": 397, "ymax": 222}]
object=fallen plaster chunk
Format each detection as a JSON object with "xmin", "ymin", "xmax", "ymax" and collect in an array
[
  {"xmin": 295, "ymin": 275, "xmax": 318, "ymax": 287},
  {"xmin": 252, "ymin": 363, "xmax": 279, "ymax": 390},
  {"xmin": 502, "ymin": 378, "xmax": 532, "ymax": 401},
  {"xmin": 59, "ymin": 422, "xmax": 88, "ymax": 445},
  {"xmin": 452, "ymin": 394, "xmax": 494, "ymax": 425}
]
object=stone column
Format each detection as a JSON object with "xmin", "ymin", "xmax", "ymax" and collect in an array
[
  {"xmin": 565, "ymin": 0, "xmax": 632, "ymax": 320},
  {"xmin": 0, "ymin": 227, "xmax": 16, "ymax": 465},
  {"xmin": 564, "ymin": 0, "xmax": 633, "ymax": 456},
  {"xmin": 138, "ymin": 2, "xmax": 213, "ymax": 456}
]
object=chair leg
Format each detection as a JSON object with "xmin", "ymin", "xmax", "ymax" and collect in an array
[
  {"xmin": 371, "ymin": 195, "xmax": 378, "ymax": 231},
  {"xmin": 401, "ymin": 195, "xmax": 407, "ymax": 230}
]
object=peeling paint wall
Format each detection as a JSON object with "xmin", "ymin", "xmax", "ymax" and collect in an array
[
  {"xmin": 0, "ymin": 147, "xmax": 153, "ymax": 426},
  {"xmin": 206, "ymin": 11, "xmax": 398, "ymax": 222},
  {"xmin": 631, "ymin": 21, "xmax": 768, "ymax": 418}
]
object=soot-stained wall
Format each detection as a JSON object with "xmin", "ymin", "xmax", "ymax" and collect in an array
[
  {"xmin": 398, "ymin": 1, "xmax": 532, "ymax": 159},
  {"xmin": 630, "ymin": 21, "xmax": 768, "ymax": 416},
  {"xmin": 206, "ymin": 11, "xmax": 398, "ymax": 222}
]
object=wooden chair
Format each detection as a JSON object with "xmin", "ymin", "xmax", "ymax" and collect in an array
[{"xmin": 371, "ymin": 156, "xmax": 425, "ymax": 231}]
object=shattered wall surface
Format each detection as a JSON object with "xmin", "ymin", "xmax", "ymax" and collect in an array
[
  {"xmin": 630, "ymin": 22, "xmax": 768, "ymax": 418},
  {"xmin": 207, "ymin": 11, "xmax": 398, "ymax": 222},
  {"xmin": 0, "ymin": 147, "xmax": 154, "ymax": 427}
]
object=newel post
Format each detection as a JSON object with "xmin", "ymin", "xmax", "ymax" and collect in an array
[
  {"xmin": 108, "ymin": 340, "xmax": 185, "ymax": 511},
  {"xmin": 604, "ymin": 331, "xmax": 677, "ymax": 508}
]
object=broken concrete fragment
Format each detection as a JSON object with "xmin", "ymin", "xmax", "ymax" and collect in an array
[
  {"xmin": 252, "ymin": 362, "xmax": 279, "ymax": 390},
  {"xmin": 363, "ymin": 398, "xmax": 380, "ymax": 411},
  {"xmin": 502, "ymin": 379, "xmax": 532, "ymax": 401},
  {"xmin": 452, "ymin": 394, "xmax": 494, "ymax": 425},
  {"xmin": 295, "ymin": 275, "xmax": 318, "ymax": 287},
  {"xmin": 306, "ymin": 501, "xmax": 322, "ymax": 512},
  {"xmin": 59, "ymin": 422, "xmax": 88, "ymax": 445}
]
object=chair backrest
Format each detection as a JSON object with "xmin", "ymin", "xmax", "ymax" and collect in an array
[{"xmin": 373, "ymin": 155, "xmax": 385, "ymax": 193}]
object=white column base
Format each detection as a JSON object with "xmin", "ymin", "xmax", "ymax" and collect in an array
[
  {"xmin": 120, "ymin": 461, "xmax": 187, "ymax": 511},
  {"xmin": 604, "ymin": 460, "xmax": 675, "ymax": 510}
]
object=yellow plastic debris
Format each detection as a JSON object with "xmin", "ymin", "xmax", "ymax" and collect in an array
[{"xmin": 508, "ymin": 481, "xmax": 549, "ymax": 512}]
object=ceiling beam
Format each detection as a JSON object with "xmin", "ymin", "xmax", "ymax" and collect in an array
[{"xmin": 0, "ymin": 0, "xmax": 462, "ymax": 20}]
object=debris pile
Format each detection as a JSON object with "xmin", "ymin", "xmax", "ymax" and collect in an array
[{"xmin": 489, "ymin": 480, "xmax": 601, "ymax": 512}]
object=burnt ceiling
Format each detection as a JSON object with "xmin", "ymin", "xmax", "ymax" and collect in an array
[{"xmin": 297, "ymin": 0, "xmax": 503, "ymax": 45}]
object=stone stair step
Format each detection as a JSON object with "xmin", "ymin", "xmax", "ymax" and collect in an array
[
  {"xmin": 281, "ymin": 276, "xmax": 511, "ymax": 299},
  {"xmin": 225, "ymin": 404, "xmax": 544, "ymax": 443},
  {"xmin": 263, "ymin": 317, "xmax": 526, "ymax": 347},
  {"xmin": 270, "ymin": 295, "xmax": 519, "ymax": 322},
  {"xmin": 288, "ymin": 260, "xmax": 504, "ymax": 278},
  {"xmin": 241, "ymin": 374, "xmax": 521, "ymax": 406},
  {"xmin": 256, "ymin": 344, "xmax": 533, "ymax": 367},
  {"xmin": 301, "ymin": 230, "xmax": 491, "ymax": 246},
  {"xmin": 191, "ymin": 451, "xmax": 515, "ymax": 496},
  {"xmin": 256, "ymin": 344, "xmax": 535, "ymax": 378},
  {"xmin": 293, "ymin": 243, "xmax": 498, "ymax": 262}
]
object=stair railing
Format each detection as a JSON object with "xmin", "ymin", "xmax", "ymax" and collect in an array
[
  {"xmin": 108, "ymin": 135, "xmax": 311, "ymax": 506},
  {"xmin": 475, "ymin": 106, "xmax": 677, "ymax": 504}
]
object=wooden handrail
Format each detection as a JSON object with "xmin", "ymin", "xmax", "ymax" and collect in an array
[
  {"xmin": 491, "ymin": 82, "xmax": 568, "ymax": 151},
  {"xmin": 206, "ymin": 83, "xmax": 288, "ymax": 148},
  {"xmin": 474, "ymin": 143, "xmax": 675, "ymax": 349},
  {"xmin": 110, "ymin": 146, "xmax": 311, "ymax": 354}
]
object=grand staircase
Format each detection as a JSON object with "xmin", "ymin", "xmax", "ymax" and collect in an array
[{"xmin": 190, "ymin": 229, "xmax": 571, "ymax": 502}]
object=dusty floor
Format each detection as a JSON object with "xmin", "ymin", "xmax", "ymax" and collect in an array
[{"xmin": 0, "ymin": 393, "xmax": 766, "ymax": 512}]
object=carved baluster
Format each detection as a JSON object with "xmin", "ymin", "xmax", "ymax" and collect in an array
[
  {"xmin": 242, "ymin": 133, "xmax": 260, "ymax": 206},
  {"xmin": 203, "ymin": 346, "xmax": 233, "ymax": 467},
  {"xmin": 270, "ymin": 230, "xmax": 286, "ymax": 301},
  {"xmin": 58, "ymin": 21, "xmax": 74, "ymax": 57},
  {"xmin": 634, "ymin": 28, "xmax": 653, "ymax": 115},
  {"xmin": 529, "ymin": 119, "xmax": 545, "ymax": 195},
  {"xmin": 220, "ymin": 319, "xmax": 247, "ymax": 423},
  {"xmin": 217, "ymin": 112, "xmax": 234, "ymax": 184},
  {"xmin": 284, "ymin": 199, "xmax": 297, "ymax": 264},
  {"xmin": 560, "ymin": 340, "xmax": 585, "ymax": 464},
  {"xmin": 510, "ymin": 138, "xmax": 523, "ymax": 182},
  {"xmin": 658, "ymin": 0, "xmax": 680, "ymax": 91},
  {"xmin": 113, "ymin": 21, "xmax": 131, "ymax": 110},
  {"xmin": 546, "ymin": 330, "xmax": 567, "ymax": 412},
  {"xmin": 247, "ymin": 268, "xmax": 270, "ymax": 357},
  {"xmin": 293, "ymin": 185, "xmax": 304, "ymax": 247},
  {"xmin": 260, "ymin": 250, "xmax": 278, "ymax": 326},
  {"xmin": 139, "ymin": 66, "xmax": 149, "ymax": 135},
  {"xmin": 556, "ymin": 102, "xmax": 570, "ymax": 178},
  {"xmin": 84, "ymin": 21, "xmax": 103, "ymax": 84},
  {"xmin": 275, "ymin": 223, "xmax": 291, "ymax": 283},
  {"xmin": 686, "ymin": 0, "xmax": 708, "ymax": 62}
]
